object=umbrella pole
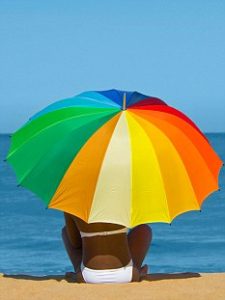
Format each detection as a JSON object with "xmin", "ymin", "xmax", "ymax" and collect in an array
[{"xmin": 123, "ymin": 92, "xmax": 126, "ymax": 110}]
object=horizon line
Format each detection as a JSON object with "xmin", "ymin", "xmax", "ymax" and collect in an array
[{"xmin": 1, "ymin": 131, "xmax": 225, "ymax": 135}]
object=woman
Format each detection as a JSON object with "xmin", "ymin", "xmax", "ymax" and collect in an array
[{"xmin": 62, "ymin": 212, "xmax": 152, "ymax": 283}]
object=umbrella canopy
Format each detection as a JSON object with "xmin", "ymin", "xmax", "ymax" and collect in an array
[{"xmin": 7, "ymin": 89, "xmax": 223, "ymax": 227}]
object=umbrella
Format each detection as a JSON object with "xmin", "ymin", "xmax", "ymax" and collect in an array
[{"xmin": 7, "ymin": 89, "xmax": 223, "ymax": 227}]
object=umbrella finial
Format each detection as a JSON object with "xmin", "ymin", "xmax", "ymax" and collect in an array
[{"xmin": 122, "ymin": 92, "xmax": 126, "ymax": 110}]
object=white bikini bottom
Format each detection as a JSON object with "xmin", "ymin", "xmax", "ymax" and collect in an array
[{"xmin": 81, "ymin": 260, "xmax": 133, "ymax": 284}]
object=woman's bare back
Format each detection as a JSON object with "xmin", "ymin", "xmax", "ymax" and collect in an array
[{"xmin": 73, "ymin": 216, "xmax": 132, "ymax": 269}]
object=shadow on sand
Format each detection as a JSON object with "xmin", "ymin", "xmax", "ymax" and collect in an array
[
  {"xmin": 3, "ymin": 272, "xmax": 201, "ymax": 283},
  {"xmin": 143, "ymin": 272, "xmax": 201, "ymax": 281}
]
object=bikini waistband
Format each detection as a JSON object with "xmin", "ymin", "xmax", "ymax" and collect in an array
[{"xmin": 80, "ymin": 227, "xmax": 128, "ymax": 238}]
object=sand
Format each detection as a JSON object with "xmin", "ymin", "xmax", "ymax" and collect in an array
[{"xmin": 1, "ymin": 273, "xmax": 225, "ymax": 300}]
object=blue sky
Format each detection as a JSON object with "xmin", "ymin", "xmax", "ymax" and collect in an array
[{"xmin": 0, "ymin": 0, "xmax": 224, "ymax": 133}]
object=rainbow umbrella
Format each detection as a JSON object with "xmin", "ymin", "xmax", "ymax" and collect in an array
[{"xmin": 7, "ymin": 89, "xmax": 223, "ymax": 227}]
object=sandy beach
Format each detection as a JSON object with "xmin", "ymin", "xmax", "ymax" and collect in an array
[{"xmin": 1, "ymin": 273, "xmax": 225, "ymax": 300}]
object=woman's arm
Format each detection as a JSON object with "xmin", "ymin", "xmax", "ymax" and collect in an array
[
  {"xmin": 62, "ymin": 213, "xmax": 83, "ymax": 273},
  {"xmin": 64, "ymin": 212, "xmax": 82, "ymax": 248}
]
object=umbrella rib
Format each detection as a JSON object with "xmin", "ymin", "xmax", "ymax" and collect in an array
[
  {"xmin": 129, "ymin": 111, "xmax": 211, "ymax": 211},
  {"xmin": 77, "ymin": 95, "xmax": 120, "ymax": 108},
  {"xmin": 16, "ymin": 113, "xmax": 118, "ymax": 190},
  {"xmin": 30, "ymin": 93, "xmax": 120, "ymax": 121},
  {"xmin": 8, "ymin": 110, "xmax": 119, "ymax": 158},
  {"xmin": 130, "ymin": 105, "xmax": 207, "ymax": 142},
  {"xmin": 87, "ymin": 112, "xmax": 131, "ymax": 226},
  {"xmin": 126, "ymin": 112, "xmax": 171, "ymax": 223},
  {"xmin": 133, "ymin": 111, "xmax": 220, "ymax": 185},
  {"xmin": 49, "ymin": 112, "xmax": 122, "ymax": 222}
]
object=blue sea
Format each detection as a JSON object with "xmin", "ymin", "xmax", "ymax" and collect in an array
[{"xmin": 0, "ymin": 133, "xmax": 224, "ymax": 276}]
